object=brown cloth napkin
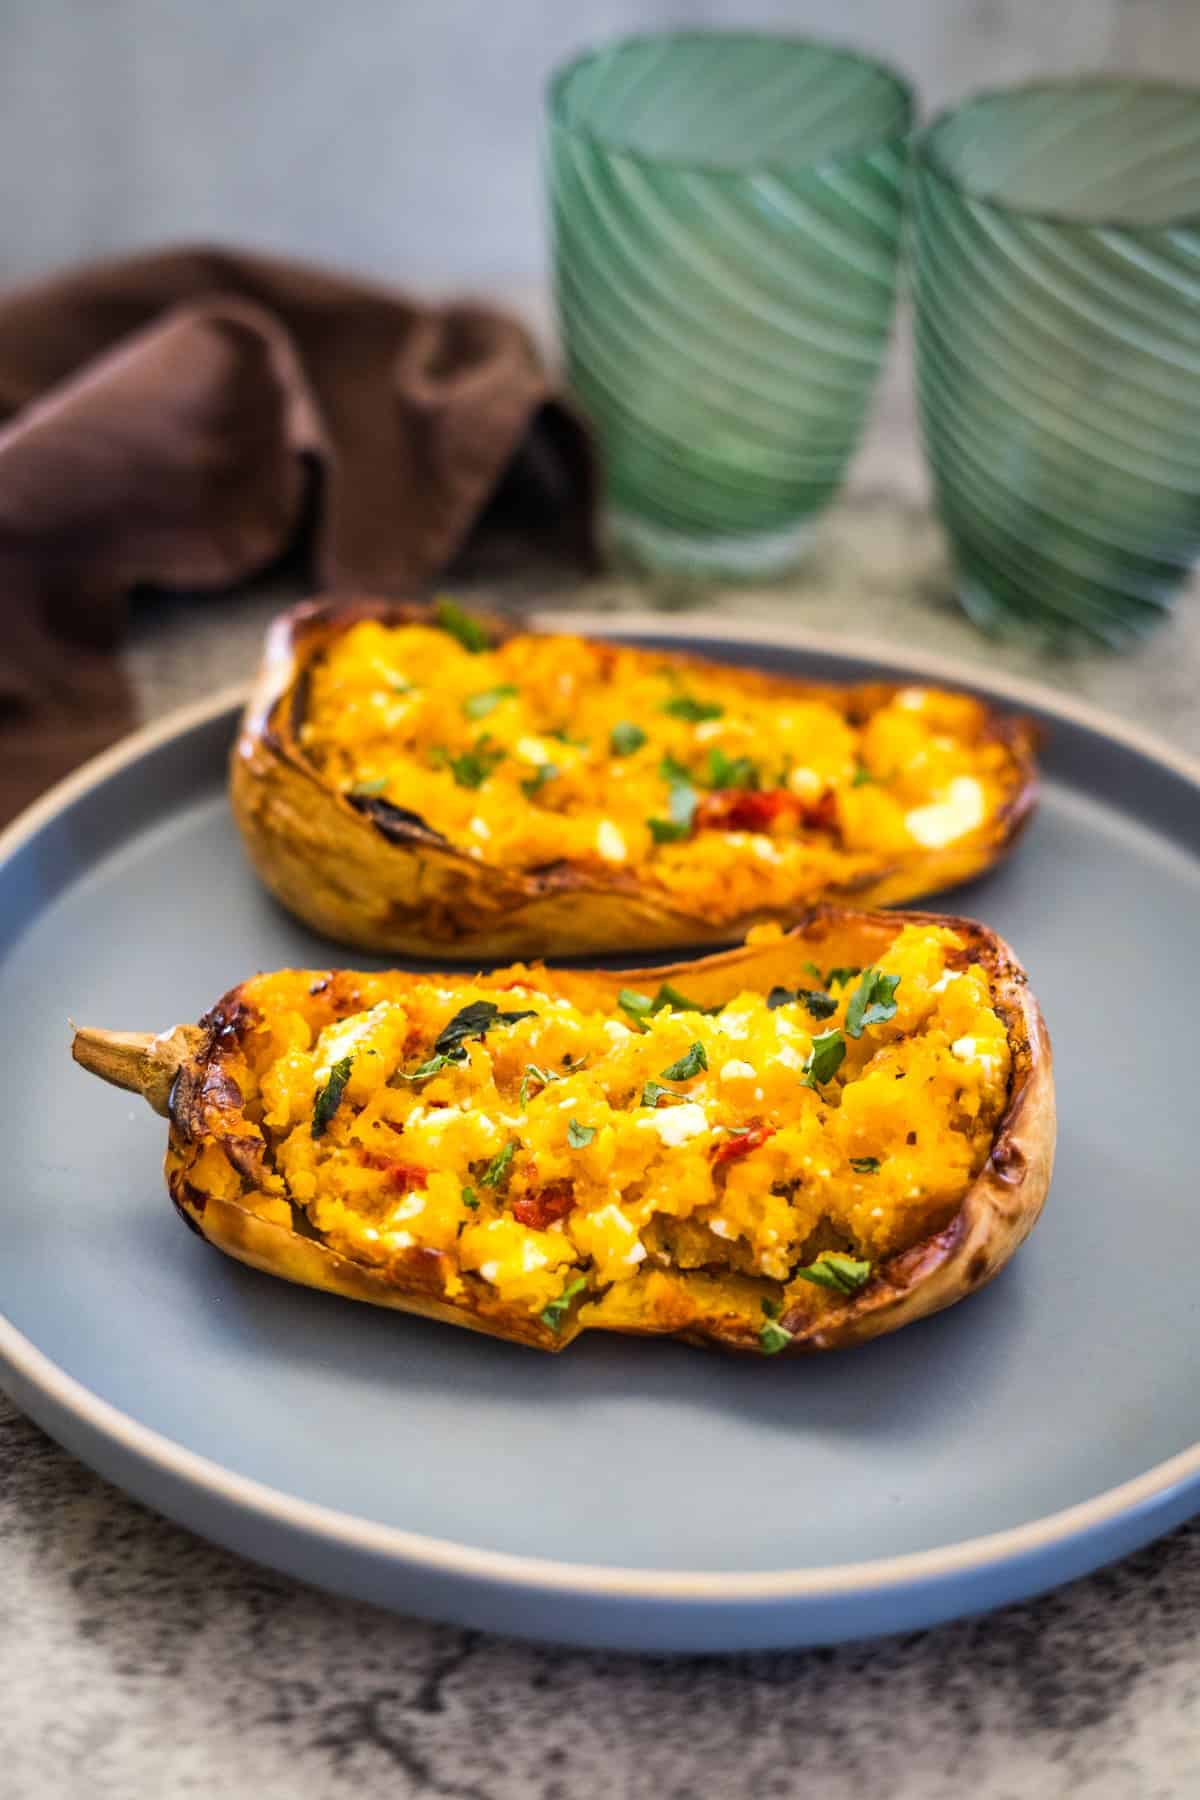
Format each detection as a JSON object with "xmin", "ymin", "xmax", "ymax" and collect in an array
[{"xmin": 0, "ymin": 244, "xmax": 596, "ymax": 824}]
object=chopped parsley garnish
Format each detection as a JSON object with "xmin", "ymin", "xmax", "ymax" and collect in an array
[
  {"xmin": 442, "ymin": 736, "xmax": 505, "ymax": 790},
  {"xmin": 520, "ymin": 762, "xmax": 559, "ymax": 799},
  {"xmin": 758, "ymin": 1300, "xmax": 792, "ymax": 1355},
  {"xmin": 641, "ymin": 1080, "xmax": 684, "ymax": 1108},
  {"xmin": 548, "ymin": 728, "xmax": 589, "ymax": 748},
  {"xmin": 386, "ymin": 674, "xmax": 413, "ymax": 694},
  {"xmin": 659, "ymin": 1042, "xmax": 708, "ymax": 1082},
  {"xmin": 845, "ymin": 967, "xmax": 901, "ymax": 1039},
  {"xmin": 704, "ymin": 747, "xmax": 758, "ymax": 790},
  {"xmin": 793, "ymin": 1253, "xmax": 872, "ymax": 1296},
  {"xmin": 567, "ymin": 1119, "xmax": 595, "ymax": 1149},
  {"xmin": 463, "ymin": 683, "xmax": 518, "ymax": 720},
  {"xmin": 618, "ymin": 989, "xmax": 655, "ymax": 1030},
  {"xmin": 481, "ymin": 1141, "xmax": 517, "ymax": 1189},
  {"xmin": 349, "ymin": 776, "xmax": 388, "ymax": 796},
  {"xmin": 461, "ymin": 1185, "xmax": 480, "ymax": 1210},
  {"xmin": 851, "ymin": 765, "xmax": 875, "ymax": 787},
  {"xmin": 648, "ymin": 780, "xmax": 697, "ymax": 844},
  {"xmin": 311, "ymin": 1055, "xmax": 353, "ymax": 1138},
  {"xmin": 850, "ymin": 1156, "xmax": 881, "ymax": 1174},
  {"xmin": 824, "ymin": 966, "xmax": 862, "ymax": 991},
  {"xmin": 802, "ymin": 1028, "xmax": 846, "ymax": 1089},
  {"xmin": 803, "ymin": 961, "xmax": 822, "ymax": 981},
  {"xmin": 540, "ymin": 1275, "xmax": 587, "ymax": 1334},
  {"xmin": 658, "ymin": 752, "xmax": 693, "ymax": 786},
  {"xmin": 661, "ymin": 693, "xmax": 724, "ymax": 723},
  {"xmin": 610, "ymin": 721, "xmax": 647, "ymax": 757},
  {"xmin": 767, "ymin": 985, "xmax": 838, "ymax": 1020},
  {"xmin": 434, "ymin": 597, "xmax": 490, "ymax": 652}
]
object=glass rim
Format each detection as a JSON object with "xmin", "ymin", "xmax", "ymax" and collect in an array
[
  {"xmin": 915, "ymin": 75, "xmax": 1200, "ymax": 231},
  {"xmin": 545, "ymin": 30, "xmax": 915, "ymax": 179}
]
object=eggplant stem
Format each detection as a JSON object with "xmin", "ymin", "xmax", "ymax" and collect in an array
[{"xmin": 71, "ymin": 1023, "xmax": 202, "ymax": 1117}]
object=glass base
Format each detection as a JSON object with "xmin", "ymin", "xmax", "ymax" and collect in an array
[{"xmin": 607, "ymin": 509, "xmax": 820, "ymax": 581}]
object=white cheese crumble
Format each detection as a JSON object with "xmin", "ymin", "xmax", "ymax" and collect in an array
[
  {"xmin": 931, "ymin": 970, "xmax": 963, "ymax": 994},
  {"xmin": 788, "ymin": 766, "xmax": 821, "ymax": 799},
  {"xmin": 639, "ymin": 1102, "xmax": 709, "ymax": 1146},
  {"xmin": 719, "ymin": 1059, "xmax": 756, "ymax": 1081},
  {"xmin": 709, "ymin": 1217, "xmax": 734, "ymax": 1240},
  {"xmin": 313, "ymin": 1003, "xmax": 395, "ymax": 1081},
  {"xmin": 750, "ymin": 835, "xmax": 781, "ymax": 863},
  {"xmin": 951, "ymin": 1036, "xmax": 976, "ymax": 1062},
  {"xmin": 897, "ymin": 687, "xmax": 930, "ymax": 711},
  {"xmin": 595, "ymin": 819, "xmax": 627, "ymax": 863},
  {"xmin": 469, "ymin": 816, "xmax": 491, "ymax": 840},
  {"xmin": 516, "ymin": 736, "xmax": 553, "ymax": 765},
  {"xmin": 603, "ymin": 1020, "xmax": 632, "ymax": 1042},
  {"xmin": 905, "ymin": 776, "xmax": 985, "ymax": 849}
]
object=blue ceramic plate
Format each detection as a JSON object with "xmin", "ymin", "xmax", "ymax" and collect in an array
[{"xmin": 1, "ymin": 616, "xmax": 1198, "ymax": 1653}]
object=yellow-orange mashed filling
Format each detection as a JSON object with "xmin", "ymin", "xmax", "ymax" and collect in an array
[
  {"xmin": 298, "ymin": 620, "xmax": 1021, "ymax": 924},
  {"xmin": 186, "ymin": 924, "xmax": 1011, "ymax": 1325}
]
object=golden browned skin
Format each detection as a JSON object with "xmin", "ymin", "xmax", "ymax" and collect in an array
[
  {"xmin": 228, "ymin": 601, "xmax": 1040, "ymax": 961},
  {"xmin": 71, "ymin": 907, "xmax": 1054, "ymax": 1356}
]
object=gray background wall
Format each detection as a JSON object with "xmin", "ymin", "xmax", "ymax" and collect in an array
[{"xmin": 4, "ymin": 0, "xmax": 1200, "ymax": 289}]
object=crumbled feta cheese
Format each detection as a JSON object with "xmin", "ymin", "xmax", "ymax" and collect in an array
[
  {"xmin": 719, "ymin": 1059, "xmax": 756, "ymax": 1081},
  {"xmin": 931, "ymin": 970, "xmax": 963, "ymax": 994},
  {"xmin": 382, "ymin": 1230, "xmax": 414, "ymax": 1251},
  {"xmin": 516, "ymin": 736, "xmax": 553, "ymax": 765},
  {"xmin": 469, "ymin": 816, "xmax": 491, "ymax": 840},
  {"xmin": 750, "ymin": 836, "xmax": 780, "ymax": 863},
  {"xmin": 775, "ymin": 1045, "xmax": 806, "ymax": 1072},
  {"xmin": 788, "ymin": 766, "xmax": 821, "ymax": 799},
  {"xmin": 709, "ymin": 1217, "xmax": 734, "ymax": 1240},
  {"xmin": 905, "ymin": 776, "xmax": 985, "ymax": 849},
  {"xmin": 951, "ymin": 1036, "xmax": 976, "ymax": 1062},
  {"xmin": 639, "ymin": 1102, "xmax": 709, "ymax": 1146},
  {"xmin": 603, "ymin": 1020, "xmax": 632, "ymax": 1042},
  {"xmin": 623, "ymin": 1242, "xmax": 647, "ymax": 1267},
  {"xmin": 595, "ymin": 819, "xmax": 627, "ymax": 863},
  {"xmin": 314, "ymin": 1003, "xmax": 396, "ymax": 1080},
  {"xmin": 694, "ymin": 719, "xmax": 725, "ymax": 742},
  {"xmin": 897, "ymin": 687, "xmax": 930, "ymax": 711},
  {"xmin": 388, "ymin": 1193, "xmax": 426, "ymax": 1224}
]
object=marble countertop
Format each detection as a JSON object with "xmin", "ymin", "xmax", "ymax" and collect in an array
[{"xmin": 6, "ymin": 340, "xmax": 1200, "ymax": 1797}]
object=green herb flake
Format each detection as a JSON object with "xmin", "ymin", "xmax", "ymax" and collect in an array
[
  {"xmin": 567, "ymin": 1119, "xmax": 595, "ymax": 1149},
  {"xmin": 658, "ymin": 752, "xmax": 693, "ymax": 787},
  {"xmin": 519, "ymin": 1063, "xmax": 558, "ymax": 1106},
  {"xmin": 433, "ymin": 1000, "xmax": 536, "ymax": 1058},
  {"xmin": 461, "ymin": 1185, "xmax": 480, "ymax": 1210},
  {"xmin": 444, "ymin": 736, "xmax": 505, "ymax": 790},
  {"xmin": 845, "ymin": 967, "xmax": 902, "ymax": 1039},
  {"xmin": 311, "ymin": 1055, "xmax": 353, "ymax": 1138},
  {"xmin": 793, "ymin": 1253, "xmax": 873, "ymax": 1296},
  {"xmin": 659, "ymin": 1041, "xmax": 708, "ymax": 1082},
  {"xmin": 434, "ymin": 597, "xmax": 490, "ymax": 653},
  {"xmin": 758, "ymin": 1306, "xmax": 793, "ymax": 1355},
  {"xmin": 851, "ymin": 765, "xmax": 875, "ymax": 787},
  {"xmin": 704, "ymin": 747, "xmax": 759, "ymax": 790},
  {"xmin": 618, "ymin": 988, "xmax": 655, "ymax": 1031},
  {"xmin": 610, "ymin": 721, "xmax": 647, "ymax": 757},
  {"xmin": 463, "ymin": 683, "xmax": 518, "ymax": 721},
  {"xmin": 641, "ymin": 1080, "xmax": 684, "ymax": 1108},
  {"xmin": 661, "ymin": 694, "xmax": 724, "ymax": 723},
  {"xmin": 393, "ymin": 1051, "xmax": 462, "ymax": 1084},
  {"xmin": 850, "ymin": 1156, "xmax": 881, "ymax": 1175},
  {"xmin": 386, "ymin": 674, "xmax": 414, "ymax": 694},
  {"xmin": 824, "ymin": 966, "xmax": 862, "ymax": 991},
  {"xmin": 803, "ymin": 961, "xmax": 823, "ymax": 981},
  {"xmin": 767, "ymin": 985, "xmax": 837, "ymax": 1020},
  {"xmin": 655, "ymin": 983, "xmax": 719, "ymax": 1016},
  {"xmin": 648, "ymin": 780, "xmax": 697, "ymax": 844},
  {"xmin": 540, "ymin": 1274, "xmax": 588, "ymax": 1334},
  {"xmin": 349, "ymin": 776, "xmax": 388, "ymax": 796},
  {"xmin": 802, "ymin": 1029, "xmax": 846, "ymax": 1090},
  {"xmin": 481, "ymin": 1141, "xmax": 517, "ymax": 1190},
  {"xmin": 520, "ymin": 762, "xmax": 559, "ymax": 799}
]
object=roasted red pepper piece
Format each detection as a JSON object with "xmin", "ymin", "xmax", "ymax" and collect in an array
[
  {"xmin": 511, "ymin": 1183, "xmax": 576, "ymax": 1229},
  {"xmin": 712, "ymin": 1123, "xmax": 776, "ymax": 1165}
]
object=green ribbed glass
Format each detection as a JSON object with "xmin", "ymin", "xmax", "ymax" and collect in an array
[
  {"xmin": 545, "ymin": 34, "xmax": 913, "ymax": 577},
  {"xmin": 912, "ymin": 81, "xmax": 1200, "ymax": 647}
]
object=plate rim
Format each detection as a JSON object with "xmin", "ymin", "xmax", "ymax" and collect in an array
[{"xmin": 2, "ymin": 612, "xmax": 1198, "ymax": 1611}]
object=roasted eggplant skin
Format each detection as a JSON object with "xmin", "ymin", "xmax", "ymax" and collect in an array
[
  {"xmin": 228, "ymin": 600, "xmax": 1040, "ymax": 961},
  {"xmin": 72, "ymin": 907, "xmax": 1055, "ymax": 1357}
]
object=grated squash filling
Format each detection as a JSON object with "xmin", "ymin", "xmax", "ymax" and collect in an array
[
  {"xmin": 187, "ymin": 924, "xmax": 1011, "ymax": 1332},
  {"xmin": 297, "ymin": 618, "xmax": 1023, "ymax": 925}
]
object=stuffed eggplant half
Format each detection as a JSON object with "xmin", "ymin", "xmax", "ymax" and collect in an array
[
  {"xmin": 72, "ymin": 908, "xmax": 1054, "ymax": 1356},
  {"xmin": 229, "ymin": 600, "xmax": 1039, "ymax": 959}
]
